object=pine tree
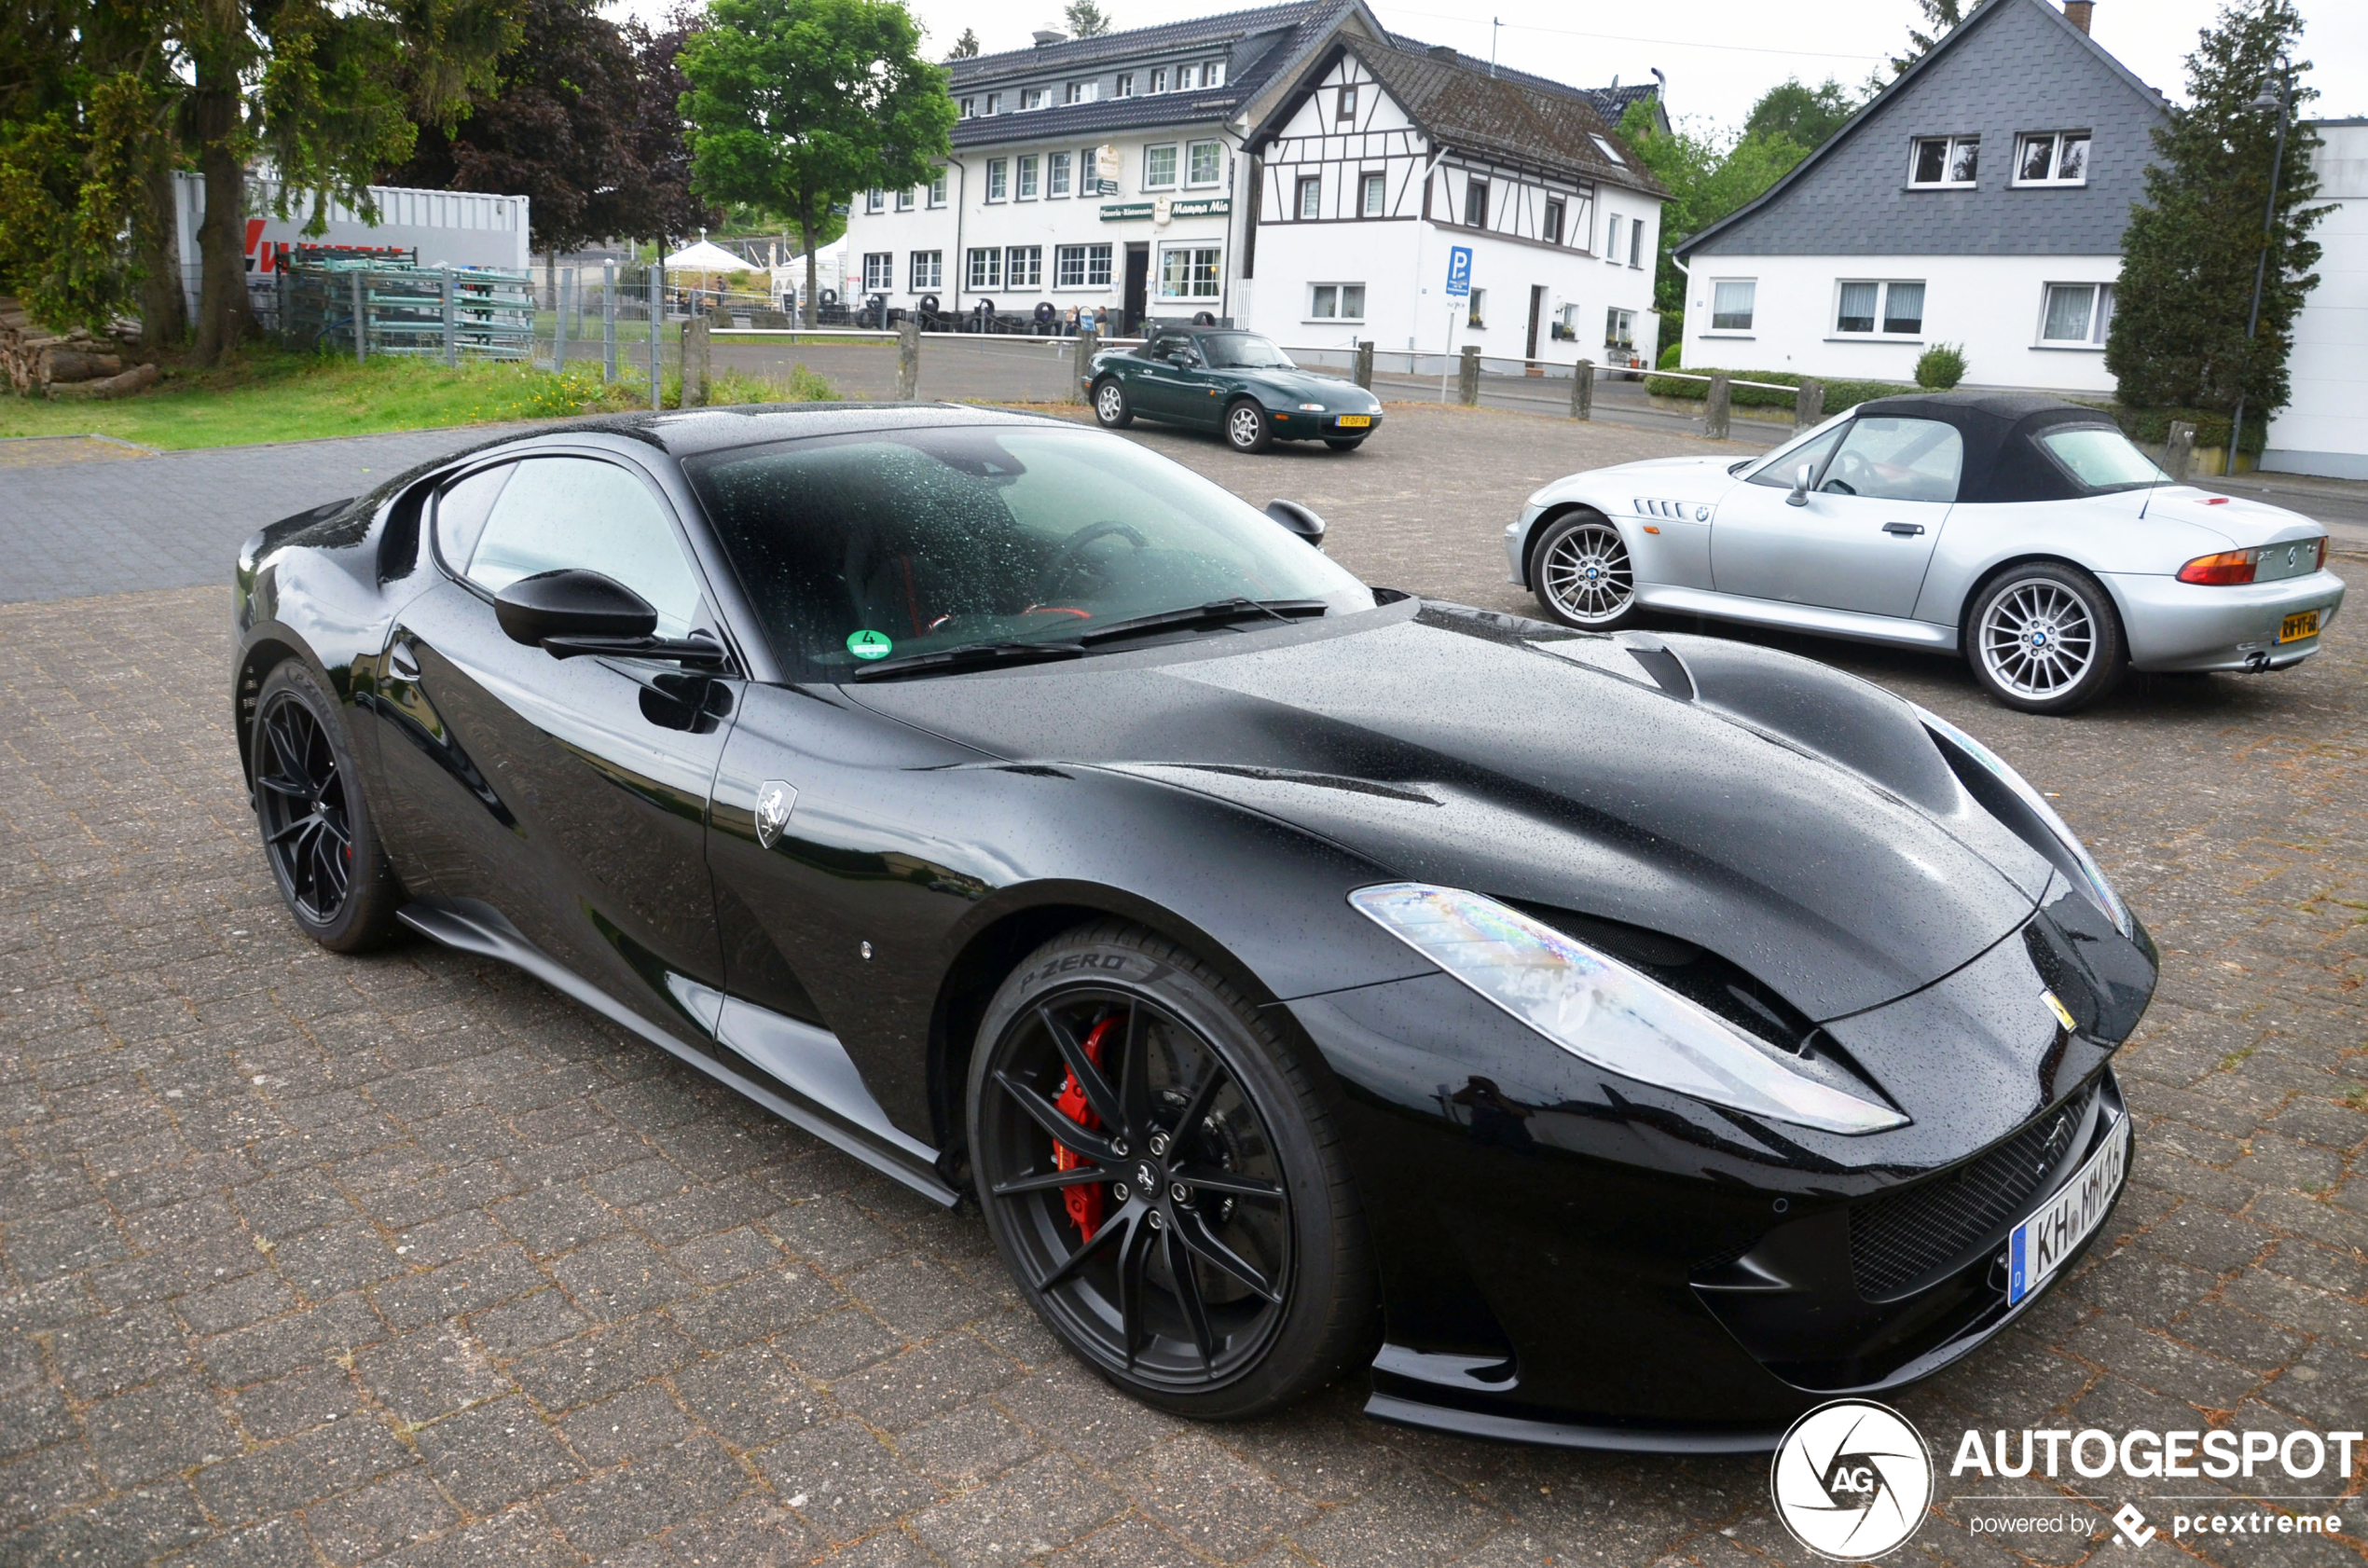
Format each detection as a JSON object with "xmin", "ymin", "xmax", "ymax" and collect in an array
[
  {"xmin": 1887, "ymin": 0, "xmax": 1965, "ymax": 75},
  {"xmin": 2105, "ymin": 0, "xmax": 2323, "ymax": 440},
  {"xmin": 1063, "ymin": 0, "xmax": 1111, "ymax": 38},
  {"xmin": 950, "ymin": 26, "xmax": 979, "ymax": 57}
]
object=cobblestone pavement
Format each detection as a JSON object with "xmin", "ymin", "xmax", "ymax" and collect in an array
[{"xmin": 2, "ymin": 403, "xmax": 2365, "ymax": 1567}]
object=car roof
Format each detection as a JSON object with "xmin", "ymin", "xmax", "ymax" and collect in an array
[{"xmin": 1849, "ymin": 390, "xmax": 2122, "ymax": 503}]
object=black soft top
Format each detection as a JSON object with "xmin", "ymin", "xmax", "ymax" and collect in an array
[{"xmin": 1852, "ymin": 390, "xmax": 2123, "ymax": 502}]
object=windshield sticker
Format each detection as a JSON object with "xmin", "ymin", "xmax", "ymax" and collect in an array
[{"xmin": 847, "ymin": 630, "xmax": 894, "ymax": 661}]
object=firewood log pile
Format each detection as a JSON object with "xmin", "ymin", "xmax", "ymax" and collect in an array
[{"xmin": 1, "ymin": 297, "xmax": 160, "ymax": 400}]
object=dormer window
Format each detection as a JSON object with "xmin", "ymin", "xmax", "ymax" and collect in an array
[
  {"xmin": 985, "ymin": 91, "xmax": 1002, "ymax": 115},
  {"xmin": 2015, "ymin": 131, "xmax": 2089, "ymax": 185},
  {"xmin": 959, "ymin": 97, "xmax": 975, "ymax": 117},
  {"xmin": 1910, "ymin": 135, "xmax": 1979, "ymax": 186},
  {"xmin": 1066, "ymin": 80, "xmax": 1096, "ymax": 104},
  {"xmin": 1204, "ymin": 59, "xmax": 1224, "ymax": 86},
  {"xmin": 1115, "ymin": 72, "xmax": 1135, "ymax": 96},
  {"xmin": 1150, "ymin": 67, "xmax": 1168, "ymax": 93},
  {"xmin": 1176, "ymin": 63, "xmax": 1196, "ymax": 90},
  {"xmin": 1022, "ymin": 87, "xmax": 1049, "ymax": 111}
]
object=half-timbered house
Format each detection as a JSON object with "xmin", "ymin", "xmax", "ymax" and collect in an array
[{"xmin": 837, "ymin": 0, "xmax": 1661, "ymax": 353}]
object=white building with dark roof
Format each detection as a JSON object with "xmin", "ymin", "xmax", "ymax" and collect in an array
[{"xmin": 839, "ymin": 0, "xmax": 1664, "ymax": 364}]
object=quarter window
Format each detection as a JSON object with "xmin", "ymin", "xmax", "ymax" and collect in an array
[
  {"xmin": 968, "ymin": 247, "xmax": 1002, "ymax": 289},
  {"xmin": 1910, "ymin": 135, "xmax": 1979, "ymax": 186},
  {"xmin": 910, "ymin": 251, "xmax": 942, "ymax": 291},
  {"xmin": 434, "ymin": 464, "xmax": 512, "ymax": 573},
  {"xmin": 1187, "ymin": 140, "xmax": 1222, "ymax": 187},
  {"xmin": 1297, "ymin": 175, "xmax": 1321, "ymax": 219},
  {"xmin": 464, "ymin": 459, "xmax": 704, "ymax": 640},
  {"xmin": 1157, "ymin": 244, "xmax": 1221, "ymax": 299},
  {"xmin": 1836, "ymin": 280, "xmax": 1924, "ymax": 336},
  {"xmin": 2016, "ymin": 131, "xmax": 2090, "ymax": 185},
  {"xmin": 1309, "ymin": 282, "xmax": 1365, "ymax": 320},
  {"xmin": 1364, "ymin": 172, "xmax": 1387, "ymax": 217},
  {"xmin": 1711, "ymin": 279, "xmax": 1755, "ymax": 331},
  {"xmin": 861, "ymin": 252, "xmax": 893, "ymax": 292},
  {"xmin": 2039, "ymin": 282, "xmax": 2113, "ymax": 345},
  {"xmin": 1144, "ymin": 144, "xmax": 1177, "ymax": 189},
  {"xmin": 1006, "ymin": 246, "xmax": 1042, "ymax": 288}
]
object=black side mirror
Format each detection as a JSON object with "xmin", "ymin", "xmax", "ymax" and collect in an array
[
  {"xmin": 495, "ymin": 569, "xmax": 656, "ymax": 646},
  {"xmin": 1265, "ymin": 499, "xmax": 1328, "ymax": 550}
]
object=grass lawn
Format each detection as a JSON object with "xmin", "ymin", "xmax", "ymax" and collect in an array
[{"xmin": 0, "ymin": 351, "xmax": 835, "ymax": 451}]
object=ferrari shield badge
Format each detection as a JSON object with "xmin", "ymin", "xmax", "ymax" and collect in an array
[{"xmin": 754, "ymin": 780, "xmax": 797, "ymax": 849}]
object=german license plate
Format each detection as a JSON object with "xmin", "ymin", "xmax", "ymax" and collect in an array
[
  {"xmin": 2279, "ymin": 609, "xmax": 2320, "ymax": 643},
  {"xmin": 2008, "ymin": 1115, "xmax": 2128, "ymax": 1305},
  {"xmin": 1335, "ymin": 415, "xmax": 1371, "ymax": 428}
]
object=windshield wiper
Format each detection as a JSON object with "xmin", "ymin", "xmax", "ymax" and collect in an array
[
  {"xmin": 848, "ymin": 640, "xmax": 1086, "ymax": 682},
  {"xmin": 1079, "ymin": 598, "xmax": 1329, "ymax": 648}
]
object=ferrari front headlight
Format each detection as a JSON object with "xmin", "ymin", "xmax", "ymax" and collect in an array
[{"xmin": 1348, "ymin": 884, "xmax": 1908, "ymax": 1135}]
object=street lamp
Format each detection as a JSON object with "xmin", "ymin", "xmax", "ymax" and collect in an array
[{"xmin": 2225, "ymin": 60, "xmax": 2292, "ymax": 475}]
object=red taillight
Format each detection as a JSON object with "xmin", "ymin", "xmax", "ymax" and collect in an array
[
  {"xmin": 2314, "ymin": 535, "xmax": 2329, "ymax": 571},
  {"xmin": 2178, "ymin": 549, "xmax": 2256, "ymax": 585}
]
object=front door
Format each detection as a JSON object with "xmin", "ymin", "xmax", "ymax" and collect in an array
[
  {"xmin": 1133, "ymin": 335, "xmax": 1206, "ymax": 421},
  {"xmin": 375, "ymin": 452, "xmax": 737, "ymax": 1042},
  {"xmin": 1710, "ymin": 414, "xmax": 1961, "ymax": 619},
  {"xmin": 1123, "ymin": 243, "xmax": 1150, "ymax": 334}
]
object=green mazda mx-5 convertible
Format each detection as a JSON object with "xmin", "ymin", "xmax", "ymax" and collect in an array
[{"xmin": 1088, "ymin": 327, "xmax": 1384, "ymax": 454}]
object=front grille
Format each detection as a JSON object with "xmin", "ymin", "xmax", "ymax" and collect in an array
[{"xmin": 1849, "ymin": 1087, "xmax": 2095, "ymax": 1300}]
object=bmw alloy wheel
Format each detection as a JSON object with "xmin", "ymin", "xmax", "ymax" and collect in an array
[
  {"xmin": 1977, "ymin": 578, "xmax": 2098, "ymax": 700},
  {"xmin": 1537, "ymin": 517, "xmax": 1636, "ymax": 627}
]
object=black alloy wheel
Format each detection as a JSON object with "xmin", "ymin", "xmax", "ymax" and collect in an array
[
  {"xmin": 969, "ymin": 925, "xmax": 1373, "ymax": 1418},
  {"xmin": 250, "ymin": 662, "xmax": 401, "ymax": 951},
  {"xmin": 1225, "ymin": 401, "xmax": 1274, "ymax": 454},
  {"xmin": 1093, "ymin": 378, "xmax": 1134, "ymax": 429}
]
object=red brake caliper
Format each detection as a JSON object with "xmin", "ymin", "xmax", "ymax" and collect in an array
[{"xmin": 1053, "ymin": 1015, "xmax": 1120, "ymax": 1242}]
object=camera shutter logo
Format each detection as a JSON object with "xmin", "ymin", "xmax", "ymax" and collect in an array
[{"xmin": 1769, "ymin": 1399, "xmax": 1934, "ymax": 1560}]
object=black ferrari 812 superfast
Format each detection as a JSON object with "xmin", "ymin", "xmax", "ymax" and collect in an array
[{"xmin": 233, "ymin": 404, "xmax": 2155, "ymax": 1450}]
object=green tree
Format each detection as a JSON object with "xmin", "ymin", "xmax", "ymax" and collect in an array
[
  {"xmin": 2107, "ymin": 0, "xmax": 2321, "ymax": 442},
  {"xmin": 1742, "ymin": 77, "xmax": 1858, "ymax": 153},
  {"xmin": 681, "ymin": 0, "xmax": 955, "ymax": 325},
  {"xmin": 949, "ymin": 26, "xmax": 978, "ymax": 57},
  {"xmin": 1888, "ymin": 0, "xmax": 1965, "ymax": 76},
  {"xmin": 1618, "ymin": 101, "xmax": 1809, "ymax": 352},
  {"xmin": 1063, "ymin": 0, "xmax": 1110, "ymax": 37}
]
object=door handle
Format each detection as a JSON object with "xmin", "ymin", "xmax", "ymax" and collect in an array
[
  {"xmin": 389, "ymin": 644, "xmax": 420, "ymax": 678},
  {"xmin": 1882, "ymin": 522, "xmax": 1925, "ymax": 537}
]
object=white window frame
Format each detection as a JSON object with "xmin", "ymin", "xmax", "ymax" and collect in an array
[
  {"xmin": 1049, "ymin": 151, "xmax": 1072, "ymax": 199},
  {"xmin": 1186, "ymin": 140, "xmax": 1222, "ymax": 188},
  {"xmin": 1629, "ymin": 219, "xmax": 1645, "ymax": 268},
  {"xmin": 2013, "ymin": 131, "xmax": 2091, "ymax": 186},
  {"xmin": 865, "ymin": 188, "xmax": 885, "ymax": 213},
  {"xmin": 1022, "ymin": 87, "xmax": 1049, "ymax": 112},
  {"xmin": 959, "ymin": 97, "xmax": 975, "ymax": 118},
  {"xmin": 1204, "ymin": 59, "xmax": 1224, "ymax": 86},
  {"xmin": 1143, "ymin": 143, "xmax": 1178, "ymax": 190},
  {"xmin": 1908, "ymin": 134, "xmax": 1980, "ymax": 187},
  {"xmin": 928, "ymin": 169, "xmax": 947, "ymax": 207},
  {"xmin": 894, "ymin": 188, "xmax": 914, "ymax": 212},
  {"xmin": 967, "ymin": 247, "xmax": 1002, "ymax": 289},
  {"xmin": 861, "ymin": 252, "xmax": 893, "ymax": 292},
  {"xmin": 985, "ymin": 91, "xmax": 1002, "ymax": 116},
  {"xmin": 1006, "ymin": 245, "xmax": 1042, "ymax": 288},
  {"xmin": 2036, "ymin": 281, "xmax": 2113, "ymax": 348},
  {"xmin": 1604, "ymin": 213, "xmax": 1621, "ymax": 261},
  {"xmin": 1296, "ymin": 175, "xmax": 1321, "ymax": 219},
  {"xmin": 1066, "ymin": 80, "xmax": 1096, "ymax": 104},
  {"xmin": 1155, "ymin": 242, "xmax": 1221, "ymax": 300},
  {"xmin": 910, "ymin": 250, "xmax": 942, "ymax": 292},
  {"xmin": 1708, "ymin": 278, "xmax": 1755, "ymax": 334},
  {"xmin": 1361, "ymin": 171, "xmax": 1385, "ymax": 218},
  {"xmin": 1114, "ymin": 72, "xmax": 1135, "ymax": 97},
  {"xmin": 1466, "ymin": 287, "xmax": 1486, "ymax": 329},
  {"xmin": 1176, "ymin": 63, "xmax": 1197, "ymax": 90},
  {"xmin": 1590, "ymin": 133, "xmax": 1625, "ymax": 167},
  {"xmin": 1307, "ymin": 282, "xmax": 1366, "ymax": 323},
  {"xmin": 1054, "ymin": 242, "xmax": 1113, "ymax": 289},
  {"xmin": 1832, "ymin": 278, "xmax": 1927, "ymax": 338},
  {"xmin": 1149, "ymin": 67, "xmax": 1168, "ymax": 93},
  {"xmin": 1605, "ymin": 306, "xmax": 1635, "ymax": 350},
  {"xmin": 986, "ymin": 158, "xmax": 1008, "ymax": 201},
  {"xmin": 1082, "ymin": 147, "xmax": 1106, "ymax": 196},
  {"xmin": 1017, "ymin": 154, "xmax": 1039, "ymax": 200}
]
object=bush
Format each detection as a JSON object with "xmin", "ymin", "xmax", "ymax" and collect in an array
[
  {"xmin": 1914, "ymin": 343, "xmax": 1967, "ymax": 390},
  {"xmin": 2113, "ymin": 405, "xmax": 2264, "ymax": 455},
  {"xmin": 1641, "ymin": 366, "xmax": 1914, "ymax": 412},
  {"xmin": 1658, "ymin": 342, "xmax": 1683, "ymax": 369}
]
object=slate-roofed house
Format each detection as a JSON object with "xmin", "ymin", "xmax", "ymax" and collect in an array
[
  {"xmin": 1672, "ymin": 0, "xmax": 2168, "ymax": 394},
  {"xmin": 836, "ymin": 0, "xmax": 1663, "ymax": 353}
]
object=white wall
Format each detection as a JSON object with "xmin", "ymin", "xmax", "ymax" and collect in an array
[
  {"xmin": 1679, "ymin": 251, "xmax": 2124, "ymax": 393},
  {"xmin": 2264, "ymin": 122, "xmax": 2368, "ymax": 478}
]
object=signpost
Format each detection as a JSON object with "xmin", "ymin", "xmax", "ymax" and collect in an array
[{"xmin": 1441, "ymin": 245, "xmax": 1472, "ymax": 403}]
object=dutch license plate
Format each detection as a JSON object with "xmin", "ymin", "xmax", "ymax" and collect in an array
[
  {"xmin": 2279, "ymin": 609, "xmax": 2320, "ymax": 643},
  {"xmin": 2008, "ymin": 1115, "xmax": 2129, "ymax": 1305},
  {"xmin": 1335, "ymin": 415, "xmax": 1371, "ymax": 428}
]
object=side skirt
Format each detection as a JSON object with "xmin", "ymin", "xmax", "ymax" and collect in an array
[
  {"xmin": 396, "ymin": 900, "xmax": 959, "ymax": 1208},
  {"xmin": 1638, "ymin": 585, "xmax": 1962, "ymax": 654}
]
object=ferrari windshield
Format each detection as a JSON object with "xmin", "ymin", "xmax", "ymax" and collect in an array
[
  {"xmin": 1200, "ymin": 333, "xmax": 1296, "ymax": 370},
  {"xmin": 688, "ymin": 423, "xmax": 1373, "ymax": 677}
]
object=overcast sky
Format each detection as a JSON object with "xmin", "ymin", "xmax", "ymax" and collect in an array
[{"xmin": 608, "ymin": 0, "xmax": 2367, "ymax": 131}]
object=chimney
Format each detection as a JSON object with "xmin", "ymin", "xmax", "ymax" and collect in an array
[
  {"xmin": 2062, "ymin": 1, "xmax": 2093, "ymax": 34},
  {"xmin": 1032, "ymin": 28, "xmax": 1067, "ymax": 46},
  {"xmin": 1428, "ymin": 44, "xmax": 1456, "ymax": 62}
]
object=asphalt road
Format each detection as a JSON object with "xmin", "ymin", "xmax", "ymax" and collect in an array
[{"xmin": 2, "ymin": 404, "xmax": 2364, "ymax": 1567}]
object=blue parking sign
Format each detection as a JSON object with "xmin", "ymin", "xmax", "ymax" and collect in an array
[{"xmin": 1444, "ymin": 246, "xmax": 1472, "ymax": 298}]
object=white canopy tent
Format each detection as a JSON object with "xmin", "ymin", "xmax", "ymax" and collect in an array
[{"xmin": 661, "ymin": 239, "xmax": 752, "ymax": 273}]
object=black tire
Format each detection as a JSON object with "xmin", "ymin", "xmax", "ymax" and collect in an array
[
  {"xmin": 967, "ymin": 923, "xmax": 1374, "ymax": 1421},
  {"xmin": 1224, "ymin": 400, "xmax": 1273, "ymax": 454},
  {"xmin": 1964, "ymin": 560, "xmax": 2126, "ymax": 715},
  {"xmin": 1530, "ymin": 510, "xmax": 1641, "ymax": 629},
  {"xmin": 1324, "ymin": 438, "xmax": 1365, "ymax": 453},
  {"xmin": 1092, "ymin": 377, "xmax": 1134, "ymax": 429},
  {"xmin": 250, "ymin": 661, "xmax": 403, "ymax": 952}
]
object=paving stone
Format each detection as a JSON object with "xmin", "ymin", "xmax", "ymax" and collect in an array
[
  {"xmin": 494, "ymin": 1184, "xmax": 628, "ymax": 1258},
  {"xmin": 768, "ymin": 1196, "xmax": 906, "ymax": 1273},
  {"xmin": 300, "ymin": 1468, "xmax": 459, "ymax": 1566},
  {"xmin": 544, "ymin": 1434, "xmax": 752, "ymax": 1554},
  {"xmin": 844, "ymin": 1256, "xmax": 984, "ymax": 1339},
  {"xmin": 510, "ymin": 1313, "xmax": 699, "ymax": 1413},
  {"xmin": 48, "ymin": 1302, "xmax": 191, "ymax": 1397},
  {"xmin": 1117, "ymin": 1432, "xmax": 1317, "ymax": 1561},
  {"xmin": 1, "ymin": 1479, "xmax": 213, "ymax": 1565},
  {"xmin": 551, "ymin": 1235, "xmax": 695, "ymax": 1321},
  {"xmin": 160, "ymin": 1514, "xmax": 319, "ymax": 1568},
  {"xmin": 232, "ymin": 1364, "xmax": 365, "ymax": 1443},
  {"xmin": 897, "ymin": 1399, "xmax": 1042, "ymax": 1487},
  {"xmin": 0, "ymin": 1442, "xmax": 103, "ymax": 1533},
  {"xmin": 410, "ymin": 1396, "xmax": 585, "ymax": 1513},
  {"xmin": 560, "ymin": 1382, "xmax": 695, "ymax": 1467},
  {"xmin": 470, "ymin": 1287, "xmax": 595, "ymax": 1359},
  {"xmin": 355, "ymin": 1326, "xmax": 515, "ymax": 1424},
  {"xmin": 778, "ymin": 1309, "xmax": 907, "ymax": 1382},
  {"xmin": 84, "ymin": 1375, "xmax": 239, "ymax": 1486},
  {"xmin": 667, "ymin": 1264, "xmax": 841, "ymax": 1350},
  {"xmin": 657, "ymin": 1495, "xmax": 819, "ymax": 1567},
  {"xmin": 833, "ymin": 1334, "xmax": 1018, "ymax": 1433},
  {"xmin": 757, "ymin": 1418, "xmax": 944, "ymax": 1543},
  {"xmin": 372, "ymin": 1244, "xmax": 548, "ymax": 1331},
  {"xmin": 196, "ymin": 1292, "xmax": 387, "ymax": 1388},
  {"xmin": 909, "ymin": 1450, "xmax": 1122, "ymax": 1564},
  {"xmin": 192, "ymin": 1415, "xmax": 414, "ymax": 1522},
  {"xmin": 670, "ymin": 1342, "xmax": 830, "ymax": 1448}
]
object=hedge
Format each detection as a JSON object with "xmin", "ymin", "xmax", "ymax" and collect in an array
[
  {"xmin": 2113, "ymin": 406, "xmax": 2266, "ymax": 455},
  {"xmin": 1642, "ymin": 367, "xmax": 1914, "ymax": 412}
]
